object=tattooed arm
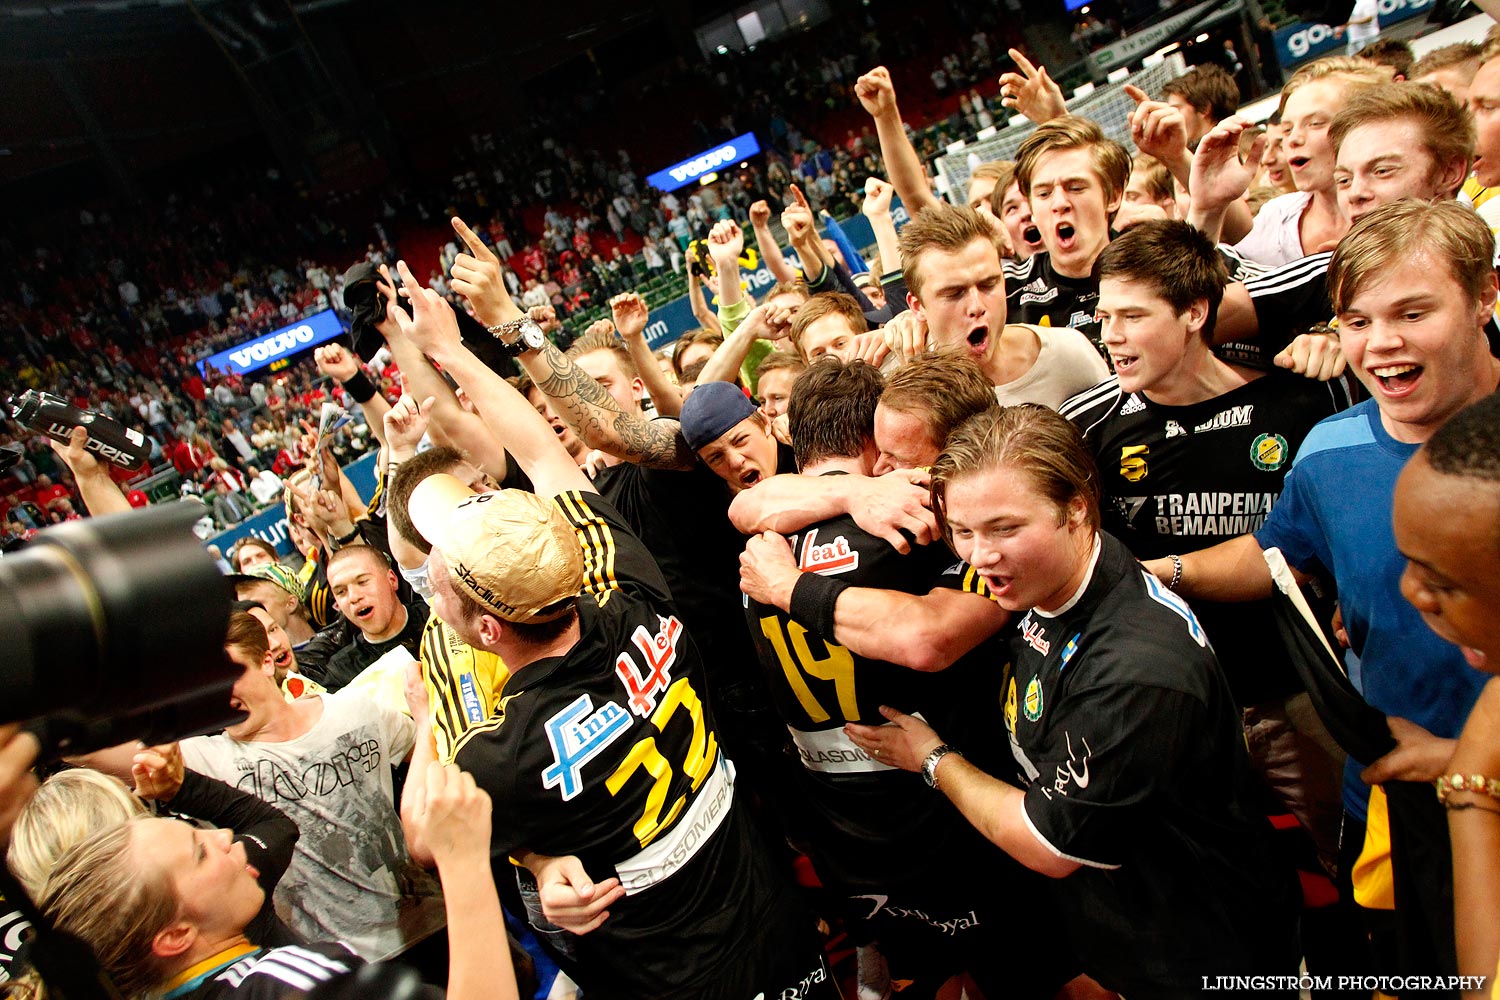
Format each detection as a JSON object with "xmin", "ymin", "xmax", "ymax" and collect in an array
[{"xmin": 517, "ymin": 340, "xmax": 698, "ymax": 472}]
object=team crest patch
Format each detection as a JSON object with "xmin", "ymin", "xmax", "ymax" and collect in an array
[
  {"xmin": 1250, "ymin": 432, "xmax": 1289, "ymax": 471},
  {"xmin": 1023, "ymin": 676, "xmax": 1043, "ymax": 722},
  {"xmin": 1120, "ymin": 444, "xmax": 1149, "ymax": 482}
]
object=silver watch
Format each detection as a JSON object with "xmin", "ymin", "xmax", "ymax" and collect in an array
[
  {"xmin": 488, "ymin": 318, "xmax": 547, "ymax": 357},
  {"xmin": 921, "ymin": 744, "xmax": 960, "ymax": 789}
]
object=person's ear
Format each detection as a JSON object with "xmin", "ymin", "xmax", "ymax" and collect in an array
[
  {"xmin": 478, "ymin": 614, "xmax": 505, "ymax": 647},
  {"xmin": 153, "ymin": 922, "xmax": 196, "ymax": 961},
  {"xmin": 1067, "ymin": 494, "xmax": 1090, "ymax": 531}
]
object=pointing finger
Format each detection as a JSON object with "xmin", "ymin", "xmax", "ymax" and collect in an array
[
  {"xmin": 1008, "ymin": 48, "xmax": 1039, "ymax": 78},
  {"xmin": 451, "ymin": 216, "xmax": 491, "ymax": 261}
]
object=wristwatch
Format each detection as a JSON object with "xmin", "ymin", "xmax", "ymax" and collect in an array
[
  {"xmin": 921, "ymin": 744, "xmax": 961, "ymax": 789},
  {"xmin": 487, "ymin": 317, "xmax": 547, "ymax": 357}
]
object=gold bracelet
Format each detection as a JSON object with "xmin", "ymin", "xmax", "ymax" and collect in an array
[{"xmin": 1435, "ymin": 772, "xmax": 1500, "ymax": 805}]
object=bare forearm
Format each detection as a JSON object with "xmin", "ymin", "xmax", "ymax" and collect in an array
[
  {"xmin": 1220, "ymin": 199, "xmax": 1254, "ymax": 245},
  {"xmin": 699, "ymin": 316, "xmax": 761, "ymax": 385},
  {"xmin": 436, "ymin": 343, "xmax": 593, "ymax": 493},
  {"xmin": 728, "ymin": 474, "xmax": 858, "ymax": 533},
  {"xmin": 356, "ymin": 395, "xmax": 392, "ymax": 452},
  {"xmin": 623, "ymin": 332, "xmax": 682, "ymax": 418},
  {"xmin": 519, "ymin": 342, "xmax": 696, "ymax": 471},
  {"xmin": 874, "ymin": 111, "xmax": 940, "ymax": 215},
  {"xmin": 1172, "ymin": 534, "xmax": 1274, "ymax": 602},
  {"xmin": 401, "ymin": 725, "xmax": 438, "ymax": 867},
  {"xmin": 439, "ymin": 849, "xmax": 519, "ymax": 1000},
  {"xmin": 73, "ymin": 469, "xmax": 132, "ymax": 517},
  {"xmin": 386, "ymin": 335, "xmax": 510, "ymax": 480},
  {"xmin": 937, "ymin": 755, "xmax": 1078, "ymax": 877},
  {"xmin": 752, "ymin": 222, "xmax": 798, "ymax": 283},
  {"xmin": 687, "ymin": 275, "xmax": 721, "ymax": 334},
  {"xmin": 831, "ymin": 588, "xmax": 1006, "ymax": 672},
  {"xmin": 1188, "ymin": 201, "xmax": 1230, "ymax": 243},
  {"xmin": 792, "ymin": 234, "xmax": 828, "ymax": 284},
  {"xmin": 867, "ymin": 211, "xmax": 901, "ymax": 279}
]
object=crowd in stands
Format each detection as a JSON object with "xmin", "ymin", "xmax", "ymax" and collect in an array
[{"xmin": 7, "ymin": 6, "xmax": 1500, "ymax": 1000}]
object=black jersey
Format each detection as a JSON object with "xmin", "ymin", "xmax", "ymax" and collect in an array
[
  {"xmin": 452, "ymin": 491, "xmax": 803, "ymax": 1000},
  {"xmin": 1005, "ymin": 252, "xmax": 1105, "ymax": 356},
  {"xmin": 744, "ymin": 504, "xmax": 998, "ymax": 889},
  {"xmin": 1009, "ymin": 246, "xmax": 1262, "ymax": 362},
  {"xmin": 1061, "ymin": 372, "xmax": 1349, "ymax": 705},
  {"xmin": 1220, "ymin": 251, "xmax": 1333, "ymax": 370},
  {"xmin": 161, "ymin": 943, "xmax": 363, "ymax": 1000},
  {"xmin": 1002, "ymin": 533, "xmax": 1298, "ymax": 995}
]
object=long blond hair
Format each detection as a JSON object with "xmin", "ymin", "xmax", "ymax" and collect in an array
[{"xmin": 36, "ymin": 819, "xmax": 180, "ymax": 999}]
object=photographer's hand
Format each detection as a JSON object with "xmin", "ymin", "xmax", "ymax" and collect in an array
[{"xmin": 0, "ymin": 724, "xmax": 41, "ymax": 849}]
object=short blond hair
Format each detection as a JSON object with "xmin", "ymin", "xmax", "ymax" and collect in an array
[
  {"xmin": 1014, "ymin": 115, "xmax": 1132, "ymax": 209},
  {"xmin": 1277, "ymin": 56, "xmax": 1392, "ymax": 117},
  {"xmin": 1410, "ymin": 41, "xmax": 1482, "ymax": 83},
  {"xmin": 567, "ymin": 327, "xmax": 638, "ymax": 379},
  {"xmin": 898, "ymin": 203, "xmax": 1002, "ymax": 301},
  {"xmin": 1328, "ymin": 82, "xmax": 1475, "ymax": 192},
  {"xmin": 788, "ymin": 292, "xmax": 868, "ymax": 356},
  {"xmin": 1130, "ymin": 153, "xmax": 1176, "ymax": 205},
  {"xmin": 1329, "ymin": 200, "xmax": 1495, "ymax": 315}
]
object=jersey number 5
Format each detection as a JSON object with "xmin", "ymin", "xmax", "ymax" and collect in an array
[
  {"xmin": 758, "ymin": 616, "xmax": 859, "ymax": 723},
  {"xmin": 606, "ymin": 676, "xmax": 718, "ymax": 848}
]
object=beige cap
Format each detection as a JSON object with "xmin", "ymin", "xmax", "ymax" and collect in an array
[{"xmin": 407, "ymin": 473, "xmax": 584, "ymax": 623}]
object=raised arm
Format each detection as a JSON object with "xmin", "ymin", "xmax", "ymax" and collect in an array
[
  {"xmin": 371, "ymin": 265, "xmax": 512, "ymax": 482},
  {"xmin": 998, "ymin": 49, "xmax": 1068, "ymax": 124},
  {"xmin": 409, "ymin": 762, "xmax": 521, "ymax": 1000},
  {"xmin": 394, "ymin": 254, "xmax": 592, "ymax": 499},
  {"xmin": 440, "ymin": 217, "xmax": 694, "ymax": 475},
  {"xmin": 749, "ymin": 200, "xmax": 798, "ymax": 284},
  {"xmin": 611, "ymin": 292, "xmax": 682, "ymax": 418},
  {"xmin": 698, "ymin": 302, "xmax": 792, "ymax": 386},
  {"xmin": 1127, "ymin": 86, "xmax": 1255, "ymax": 243},
  {"xmin": 782, "ymin": 185, "xmax": 831, "ymax": 284},
  {"xmin": 49, "ymin": 426, "xmax": 130, "ymax": 517},
  {"xmin": 314, "ymin": 343, "xmax": 391, "ymax": 452},
  {"xmin": 1186, "ymin": 117, "xmax": 1266, "ymax": 244},
  {"xmin": 856, "ymin": 66, "xmax": 941, "ymax": 215},
  {"xmin": 861, "ymin": 177, "xmax": 902, "ymax": 281},
  {"xmin": 685, "ymin": 261, "xmax": 722, "ymax": 335}
]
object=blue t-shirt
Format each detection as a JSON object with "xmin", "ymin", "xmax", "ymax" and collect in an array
[{"xmin": 1255, "ymin": 399, "xmax": 1488, "ymax": 818}]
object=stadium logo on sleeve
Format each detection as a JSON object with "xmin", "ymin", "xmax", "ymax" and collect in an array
[
  {"xmin": 1023, "ymin": 675, "xmax": 1044, "ymax": 722},
  {"xmin": 1119, "ymin": 444, "xmax": 1149, "ymax": 482},
  {"xmin": 1250, "ymin": 433, "xmax": 1289, "ymax": 472}
]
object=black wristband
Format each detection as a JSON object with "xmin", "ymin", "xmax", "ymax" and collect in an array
[
  {"xmin": 343, "ymin": 370, "xmax": 377, "ymax": 404},
  {"xmin": 332, "ymin": 525, "xmax": 361, "ymax": 547},
  {"xmin": 789, "ymin": 571, "xmax": 851, "ymax": 640}
]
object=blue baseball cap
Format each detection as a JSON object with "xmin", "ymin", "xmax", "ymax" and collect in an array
[{"xmin": 680, "ymin": 381, "xmax": 759, "ymax": 452}]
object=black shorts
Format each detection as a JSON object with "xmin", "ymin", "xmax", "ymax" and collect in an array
[{"xmin": 836, "ymin": 850, "xmax": 1080, "ymax": 1000}]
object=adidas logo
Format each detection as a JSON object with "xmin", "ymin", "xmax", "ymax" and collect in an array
[{"xmin": 1119, "ymin": 395, "xmax": 1145, "ymax": 415}]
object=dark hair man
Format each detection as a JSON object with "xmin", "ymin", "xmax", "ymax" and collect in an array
[{"xmin": 1060, "ymin": 219, "xmax": 1351, "ymax": 869}]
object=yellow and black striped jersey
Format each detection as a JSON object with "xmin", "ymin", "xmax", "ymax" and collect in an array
[{"xmin": 419, "ymin": 611, "xmax": 509, "ymax": 763}]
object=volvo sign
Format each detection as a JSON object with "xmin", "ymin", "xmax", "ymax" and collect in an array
[
  {"xmin": 647, "ymin": 132, "xmax": 762, "ymax": 192},
  {"xmin": 196, "ymin": 308, "xmax": 347, "ymax": 377}
]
